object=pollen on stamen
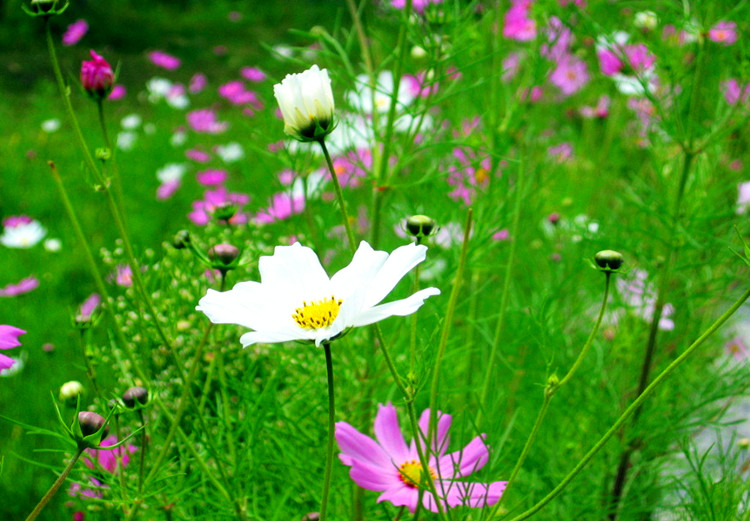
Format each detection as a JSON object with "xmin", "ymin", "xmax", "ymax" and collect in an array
[{"xmin": 292, "ymin": 295, "xmax": 343, "ymax": 330}]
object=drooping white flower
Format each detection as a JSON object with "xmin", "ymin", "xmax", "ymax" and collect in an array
[
  {"xmin": 273, "ymin": 64, "xmax": 335, "ymax": 142},
  {"xmin": 0, "ymin": 217, "xmax": 46, "ymax": 249},
  {"xmin": 197, "ymin": 241, "xmax": 440, "ymax": 347}
]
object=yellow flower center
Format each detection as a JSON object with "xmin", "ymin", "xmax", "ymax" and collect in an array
[
  {"xmin": 292, "ymin": 296, "xmax": 343, "ymax": 330},
  {"xmin": 475, "ymin": 168, "xmax": 489, "ymax": 185},
  {"xmin": 398, "ymin": 460, "xmax": 436, "ymax": 488}
]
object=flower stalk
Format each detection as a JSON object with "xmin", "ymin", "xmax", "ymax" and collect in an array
[
  {"xmin": 25, "ymin": 448, "xmax": 84, "ymax": 521},
  {"xmin": 320, "ymin": 342, "xmax": 337, "ymax": 521},
  {"xmin": 319, "ymin": 138, "xmax": 357, "ymax": 253}
]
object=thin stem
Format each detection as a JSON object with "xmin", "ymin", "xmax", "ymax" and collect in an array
[
  {"xmin": 25, "ymin": 448, "xmax": 84, "ymax": 521},
  {"xmin": 79, "ymin": 329, "xmax": 102, "ymax": 400},
  {"xmin": 96, "ymin": 98, "xmax": 126, "ymax": 224},
  {"xmin": 320, "ymin": 343, "xmax": 337, "ymax": 521},
  {"xmin": 137, "ymin": 410, "xmax": 147, "ymax": 494},
  {"xmin": 507, "ymin": 283, "xmax": 750, "ymax": 521},
  {"xmin": 319, "ymin": 138, "xmax": 357, "ymax": 253}
]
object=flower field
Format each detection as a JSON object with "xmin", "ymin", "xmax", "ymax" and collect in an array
[{"xmin": 1, "ymin": 1, "xmax": 750, "ymax": 520}]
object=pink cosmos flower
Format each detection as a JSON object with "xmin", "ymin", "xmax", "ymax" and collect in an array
[
  {"xmin": 157, "ymin": 180, "xmax": 180, "ymax": 200},
  {"xmin": 328, "ymin": 149, "xmax": 372, "ymax": 188},
  {"xmin": 115, "ymin": 265, "xmax": 133, "ymax": 287},
  {"xmin": 62, "ymin": 19, "xmax": 88, "ymax": 46},
  {"xmin": 186, "ymin": 149, "xmax": 212, "ymax": 163},
  {"xmin": 492, "ymin": 229, "xmax": 510, "ymax": 241},
  {"xmin": 77, "ymin": 293, "xmax": 101, "ymax": 323},
  {"xmin": 726, "ymin": 336, "xmax": 749, "ymax": 361},
  {"xmin": 187, "ymin": 109, "xmax": 228, "ymax": 134},
  {"xmin": 549, "ymin": 55, "xmax": 589, "ymax": 96},
  {"xmin": 580, "ymin": 95, "xmax": 611, "ymax": 118},
  {"xmin": 109, "ymin": 85, "xmax": 126, "ymax": 100},
  {"xmin": 81, "ymin": 51, "xmax": 114, "ymax": 100},
  {"xmin": 447, "ymin": 148, "xmax": 492, "ymax": 206},
  {"xmin": 502, "ymin": 53, "xmax": 522, "ymax": 82},
  {"xmin": 255, "ymin": 192, "xmax": 305, "ymax": 224},
  {"xmin": 541, "ymin": 17, "xmax": 573, "ymax": 62},
  {"xmin": 336, "ymin": 403, "xmax": 506, "ymax": 513},
  {"xmin": 148, "ymin": 51, "xmax": 181, "ymax": 70},
  {"xmin": 196, "ymin": 169, "xmax": 228, "ymax": 186},
  {"xmin": 241, "ymin": 67, "xmax": 267, "ymax": 82},
  {"xmin": 188, "ymin": 187, "xmax": 250, "ymax": 226},
  {"xmin": 503, "ymin": 0, "xmax": 536, "ymax": 41},
  {"xmin": 189, "ymin": 73, "xmax": 207, "ymax": 93},
  {"xmin": 708, "ymin": 21, "xmax": 738, "ymax": 45},
  {"xmin": 548, "ymin": 142, "xmax": 573, "ymax": 163},
  {"xmin": 405, "ymin": 72, "xmax": 438, "ymax": 98},
  {"xmin": 722, "ymin": 79, "xmax": 750, "ymax": 106},
  {"xmin": 0, "ymin": 276, "xmax": 39, "ymax": 297},
  {"xmin": 69, "ymin": 435, "xmax": 138, "ymax": 499},
  {"xmin": 0, "ymin": 325, "xmax": 25, "ymax": 371}
]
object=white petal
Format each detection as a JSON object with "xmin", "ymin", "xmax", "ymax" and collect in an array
[
  {"xmin": 330, "ymin": 241, "xmax": 389, "ymax": 299},
  {"xmin": 364, "ymin": 243, "xmax": 429, "ymax": 308},
  {"xmin": 350, "ymin": 287, "xmax": 440, "ymax": 327},
  {"xmin": 258, "ymin": 243, "xmax": 330, "ymax": 297}
]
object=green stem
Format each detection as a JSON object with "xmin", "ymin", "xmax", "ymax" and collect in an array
[
  {"xmin": 78, "ymin": 329, "xmax": 102, "ymax": 400},
  {"xmin": 96, "ymin": 98, "xmax": 127, "ymax": 227},
  {"xmin": 319, "ymin": 138, "xmax": 357, "ymax": 253},
  {"xmin": 508, "ymin": 283, "xmax": 750, "ymax": 521},
  {"xmin": 137, "ymin": 410, "xmax": 146, "ymax": 494},
  {"xmin": 320, "ymin": 343, "xmax": 337, "ymax": 521},
  {"xmin": 406, "ymin": 401, "xmax": 448, "ymax": 520},
  {"xmin": 25, "ymin": 448, "xmax": 84, "ymax": 521}
]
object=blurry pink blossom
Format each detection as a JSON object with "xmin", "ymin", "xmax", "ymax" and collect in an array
[
  {"xmin": 255, "ymin": 193, "xmax": 305, "ymax": 224},
  {"xmin": 722, "ymin": 79, "xmax": 750, "ymax": 106},
  {"xmin": 447, "ymin": 148, "xmax": 492, "ymax": 206},
  {"xmin": 0, "ymin": 276, "xmax": 39, "ymax": 297},
  {"xmin": 189, "ymin": 187, "xmax": 250, "ymax": 226},
  {"xmin": 148, "ymin": 51, "xmax": 181, "ymax": 70},
  {"xmin": 548, "ymin": 142, "xmax": 573, "ymax": 162},
  {"xmin": 241, "ymin": 67, "xmax": 267, "ymax": 82},
  {"xmin": 109, "ymin": 85, "xmax": 126, "ymax": 100},
  {"xmin": 196, "ymin": 169, "xmax": 228, "ymax": 186},
  {"xmin": 62, "ymin": 19, "xmax": 88, "ymax": 46},
  {"xmin": 737, "ymin": 182, "xmax": 750, "ymax": 214},
  {"xmin": 156, "ymin": 180, "xmax": 180, "ymax": 200},
  {"xmin": 502, "ymin": 53, "xmax": 522, "ymax": 82},
  {"xmin": 493, "ymin": 229, "xmax": 510, "ymax": 241},
  {"xmin": 405, "ymin": 72, "xmax": 438, "ymax": 98},
  {"xmin": 187, "ymin": 109, "xmax": 228, "ymax": 134},
  {"xmin": 726, "ymin": 336, "xmax": 749, "ymax": 361},
  {"xmin": 708, "ymin": 21, "xmax": 738, "ymax": 45},
  {"xmin": 503, "ymin": 0, "xmax": 536, "ymax": 41},
  {"xmin": 189, "ymin": 73, "xmax": 207, "ymax": 93},
  {"xmin": 115, "ymin": 265, "xmax": 133, "ymax": 287},
  {"xmin": 580, "ymin": 95, "xmax": 611, "ymax": 118},
  {"xmin": 549, "ymin": 56, "xmax": 589, "ymax": 96},
  {"xmin": 70, "ymin": 435, "xmax": 138, "ymax": 499},
  {"xmin": 542, "ymin": 17, "xmax": 573, "ymax": 61},
  {"xmin": 77, "ymin": 293, "xmax": 101, "ymax": 322},
  {"xmin": 519, "ymin": 85, "xmax": 543, "ymax": 102},
  {"xmin": 186, "ymin": 149, "xmax": 212, "ymax": 163},
  {"xmin": 0, "ymin": 325, "xmax": 25, "ymax": 371},
  {"xmin": 391, "ymin": 0, "xmax": 443, "ymax": 14},
  {"xmin": 329, "ymin": 149, "xmax": 372, "ymax": 188},
  {"xmin": 615, "ymin": 269, "xmax": 675, "ymax": 330}
]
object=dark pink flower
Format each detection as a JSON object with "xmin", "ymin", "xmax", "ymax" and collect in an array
[
  {"xmin": 187, "ymin": 109, "xmax": 228, "ymax": 134},
  {"xmin": 62, "ymin": 19, "xmax": 88, "ymax": 46},
  {"xmin": 336, "ymin": 403, "xmax": 506, "ymax": 513},
  {"xmin": 405, "ymin": 73, "xmax": 438, "ymax": 98},
  {"xmin": 708, "ymin": 21, "xmax": 738, "ymax": 45},
  {"xmin": 255, "ymin": 193, "xmax": 305, "ymax": 224},
  {"xmin": 0, "ymin": 325, "xmax": 25, "ymax": 371},
  {"xmin": 328, "ymin": 149, "xmax": 372, "ymax": 188},
  {"xmin": 0, "ymin": 276, "xmax": 39, "ymax": 297},
  {"xmin": 196, "ymin": 169, "xmax": 228, "ymax": 186},
  {"xmin": 549, "ymin": 55, "xmax": 589, "ymax": 96},
  {"xmin": 81, "ymin": 50, "xmax": 114, "ymax": 100},
  {"xmin": 241, "ymin": 67, "xmax": 267, "ymax": 82},
  {"xmin": 597, "ymin": 48, "xmax": 623, "ymax": 76},
  {"xmin": 148, "ymin": 51, "xmax": 181, "ymax": 70},
  {"xmin": 503, "ymin": 0, "xmax": 536, "ymax": 41}
]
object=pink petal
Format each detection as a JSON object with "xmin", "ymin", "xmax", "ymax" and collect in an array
[
  {"xmin": 335, "ymin": 421, "xmax": 393, "ymax": 470},
  {"xmin": 377, "ymin": 483, "xmax": 420, "ymax": 512},
  {"xmin": 349, "ymin": 458, "xmax": 398, "ymax": 491},
  {"xmin": 417, "ymin": 408, "xmax": 452, "ymax": 454},
  {"xmin": 373, "ymin": 403, "xmax": 410, "ymax": 463},
  {"xmin": 437, "ymin": 435, "xmax": 489, "ymax": 478}
]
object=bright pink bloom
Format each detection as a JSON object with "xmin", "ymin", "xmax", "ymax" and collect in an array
[
  {"xmin": 0, "ymin": 276, "xmax": 39, "ymax": 297},
  {"xmin": 391, "ymin": 0, "xmax": 443, "ymax": 14},
  {"xmin": 109, "ymin": 85, "xmax": 126, "ymax": 100},
  {"xmin": 519, "ymin": 85, "xmax": 543, "ymax": 102},
  {"xmin": 0, "ymin": 325, "xmax": 25, "ymax": 371},
  {"xmin": 255, "ymin": 193, "xmax": 305, "ymax": 224},
  {"xmin": 241, "ymin": 67, "xmax": 267, "ymax": 82},
  {"xmin": 196, "ymin": 169, "xmax": 228, "ymax": 186},
  {"xmin": 77, "ymin": 294, "xmax": 101, "ymax": 322},
  {"xmin": 328, "ymin": 149, "xmax": 372, "ymax": 188},
  {"xmin": 598, "ymin": 43, "xmax": 655, "ymax": 76},
  {"xmin": 708, "ymin": 21, "xmax": 738, "ymax": 45},
  {"xmin": 218, "ymin": 81, "xmax": 262, "ymax": 107},
  {"xmin": 722, "ymin": 79, "xmax": 750, "ymax": 105},
  {"xmin": 188, "ymin": 187, "xmax": 250, "ymax": 226},
  {"xmin": 549, "ymin": 55, "xmax": 589, "ymax": 96},
  {"xmin": 189, "ymin": 73, "xmax": 207, "ymax": 93},
  {"xmin": 492, "ymin": 229, "xmax": 510, "ymax": 241},
  {"xmin": 186, "ymin": 149, "xmax": 212, "ymax": 163},
  {"xmin": 187, "ymin": 109, "xmax": 228, "ymax": 134},
  {"xmin": 503, "ymin": 0, "xmax": 536, "ymax": 41},
  {"xmin": 405, "ymin": 73, "xmax": 438, "ymax": 98},
  {"xmin": 157, "ymin": 180, "xmax": 180, "ymax": 200},
  {"xmin": 542, "ymin": 17, "xmax": 573, "ymax": 61},
  {"xmin": 148, "ymin": 51, "xmax": 181, "ymax": 70},
  {"xmin": 3, "ymin": 216, "xmax": 32, "ymax": 227},
  {"xmin": 597, "ymin": 48, "xmax": 623, "ymax": 76},
  {"xmin": 81, "ymin": 50, "xmax": 114, "ymax": 100},
  {"xmin": 336, "ymin": 403, "xmax": 506, "ymax": 513},
  {"xmin": 62, "ymin": 19, "xmax": 88, "ymax": 46},
  {"xmin": 70, "ymin": 435, "xmax": 138, "ymax": 499},
  {"xmin": 580, "ymin": 95, "xmax": 611, "ymax": 118},
  {"xmin": 115, "ymin": 265, "xmax": 132, "ymax": 287}
]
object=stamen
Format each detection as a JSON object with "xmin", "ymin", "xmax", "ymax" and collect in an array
[
  {"xmin": 398, "ymin": 460, "xmax": 437, "ymax": 488},
  {"xmin": 292, "ymin": 295, "xmax": 343, "ymax": 330}
]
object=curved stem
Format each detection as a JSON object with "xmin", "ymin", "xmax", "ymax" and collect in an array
[
  {"xmin": 320, "ymin": 343, "xmax": 337, "ymax": 521},
  {"xmin": 507, "ymin": 283, "xmax": 750, "ymax": 521},
  {"xmin": 319, "ymin": 138, "xmax": 357, "ymax": 253},
  {"xmin": 25, "ymin": 448, "xmax": 84, "ymax": 521}
]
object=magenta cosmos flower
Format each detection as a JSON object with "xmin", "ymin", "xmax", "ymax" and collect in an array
[
  {"xmin": 0, "ymin": 325, "xmax": 26, "ymax": 371},
  {"xmin": 336, "ymin": 403, "xmax": 507, "ymax": 512},
  {"xmin": 81, "ymin": 50, "xmax": 114, "ymax": 100}
]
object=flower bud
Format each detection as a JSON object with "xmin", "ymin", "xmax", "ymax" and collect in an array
[
  {"xmin": 59, "ymin": 380, "xmax": 84, "ymax": 405},
  {"xmin": 209, "ymin": 243, "xmax": 241, "ymax": 268},
  {"xmin": 213, "ymin": 203, "xmax": 238, "ymax": 223},
  {"xmin": 273, "ymin": 65, "xmax": 335, "ymax": 142},
  {"xmin": 78, "ymin": 411, "xmax": 108, "ymax": 438},
  {"xmin": 594, "ymin": 250, "xmax": 624, "ymax": 272},
  {"xmin": 171, "ymin": 230, "xmax": 191, "ymax": 250},
  {"xmin": 27, "ymin": 0, "xmax": 59, "ymax": 15},
  {"xmin": 122, "ymin": 386, "xmax": 149, "ymax": 408},
  {"xmin": 81, "ymin": 50, "xmax": 114, "ymax": 101},
  {"xmin": 739, "ymin": 438, "xmax": 750, "ymax": 450},
  {"xmin": 405, "ymin": 215, "xmax": 436, "ymax": 239}
]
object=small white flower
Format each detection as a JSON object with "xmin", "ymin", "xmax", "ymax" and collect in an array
[
  {"xmin": 197, "ymin": 241, "xmax": 440, "ymax": 347},
  {"xmin": 171, "ymin": 131, "xmax": 188, "ymax": 147},
  {"xmin": 0, "ymin": 218, "xmax": 47, "ymax": 249},
  {"xmin": 156, "ymin": 163, "xmax": 188, "ymax": 184},
  {"xmin": 41, "ymin": 119, "xmax": 61, "ymax": 133},
  {"xmin": 121, "ymin": 114, "xmax": 142, "ymax": 130},
  {"xmin": 166, "ymin": 95, "xmax": 190, "ymax": 109},
  {"xmin": 273, "ymin": 64, "xmax": 335, "ymax": 142},
  {"xmin": 634, "ymin": 11, "xmax": 658, "ymax": 30},
  {"xmin": 44, "ymin": 238, "xmax": 62, "ymax": 252},
  {"xmin": 346, "ymin": 71, "xmax": 416, "ymax": 115},
  {"xmin": 117, "ymin": 131, "xmax": 138, "ymax": 151},
  {"xmin": 215, "ymin": 142, "xmax": 245, "ymax": 163},
  {"xmin": 147, "ymin": 77, "xmax": 173, "ymax": 101}
]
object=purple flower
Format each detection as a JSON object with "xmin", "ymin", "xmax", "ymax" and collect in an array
[
  {"xmin": 722, "ymin": 79, "xmax": 750, "ymax": 106},
  {"xmin": 189, "ymin": 73, "xmax": 207, "ymax": 93},
  {"xmin": 0, "ymin": 325, "xmax": 25, "ymax": 371},
  {"xmin": 708, "ymin": 21, "xmax": 738, "ymax": 45},
  {"xmin": 503, "ymin": 0, "xmax": 536, "ymax": 41},
  {"xmin": 336, "ymin": 403, "xmax": 507, "ymax": 513},
  {"xmin": 115, "ymin": 265, "xmax": 133, "ymax": 287},
  {"xmin": 62, "ymin": 19, "xmax": 88, "ymax": 46},
  {"xmin": 148, "ymin": 51, "xmax": 181, "ymax": 70},
  {"xmin": 547, "ymin": 142, "xmax": 573, "ymax": 163},
  {"xmin": 77, "ymin": 293, "xmax": 101, "ymax": 322},
  {"xmin": 196, "ymin": 169, "xmax": 228, "ymax": 186},
  {"xmin": 255, "ymin": 192, "xmax": 305, "ymax": 224},
  {"xmin": 0, "ymin": 276, "xmax": 39, "ymax": 297},
  {"xmin": 446, "ymin": 147, "xmax": 492, "ymax": 206},
  {"xmin": 109, "ymin": 85, "xmax": 126, "ymax": 100},
  {"xmin": 187, "ymin": 109, "xmax": 228, "ymax": 134},
  {"xmin": 241, "ymin": 67, "xmax": 267, "ymax": 82},
  {"xmin": 549, "ymin": 55, "xmax": 589, "ymax": 96}
]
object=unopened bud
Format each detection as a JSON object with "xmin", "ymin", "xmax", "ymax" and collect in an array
[
  {"xmin": 213, "ymin": 203, "xmax": 238, "ymax": 222},
  {"xmin": 172, "ymin": 230, "xmax": 191, "ymax": 250},
  {"xmin": 739, "ymin": 438, "xmax": 750, "ymax": 449},
  {"xmin": 405, "ymin": 215, "xmax": 436, "ymax": 239},
  {"xmin": 411, "ymin": 45, "xmax": 428, "ymax": 60},
  {"xmin": 59, "ymin": 381, "xmax": 84, "ymax": 404},
  {"xmin": 209, "ymin": 244, "xmax": 240, "ymax": 266},
  {"xmin": 594, "ymin": 250, "xmax": 624, "ymax": 272},
  {"xmin": 122, "ymin": 386, "xmax": 149, "ymax": 408},
  {"xmin": 78, "ymin": 411, "xmax": 108, "ymax": 438}
]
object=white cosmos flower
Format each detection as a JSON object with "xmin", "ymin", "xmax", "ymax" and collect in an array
[
  {"xmin": 1, "ymin": 217, "xmax": 46, "ymax": 249},
  {"xmin": 196, "ymin": 241, "xmax": 440, "ymax": 347},
  {"xmin": 273, "ymin": 64, "xmax": 335, "ymax": 142}
]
